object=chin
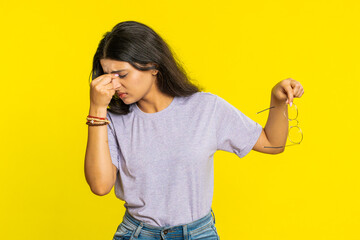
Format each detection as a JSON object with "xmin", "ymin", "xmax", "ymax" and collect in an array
[
  {"xmin": 121, "ymin": 98, "xmax": 129, "ymax": 104},
  {"xmin": 121, "ymin": 98, "xmax": 134, "ymax": 105}
]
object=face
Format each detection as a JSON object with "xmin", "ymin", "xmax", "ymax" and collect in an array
[{"xmin": 99, "ymin": 59, "xmax": 158, "ymax": 104}]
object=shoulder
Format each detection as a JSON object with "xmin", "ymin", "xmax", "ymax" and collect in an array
[
  {"xmin": 179, "ymin": 91, "xmax": 218, "ymax": 105},
  {"xmin": 174, "ymin": 91, "xmax": 219, "ymax": 116},
  {"xmin": 190, "ymin": 91, "xmax": 233, "ymax": 111},
  {"xmin": 195, "ymin": 91, "xmax": 218, "ymax": 99}
]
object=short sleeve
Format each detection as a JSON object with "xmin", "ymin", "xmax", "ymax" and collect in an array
[
  {"xmin": 215, "ymin": 95, "xmax": 263, "ymax": 158},
  {"xmin": 106, "ymin": 112, "xmax": 121, "ymax": 171}
]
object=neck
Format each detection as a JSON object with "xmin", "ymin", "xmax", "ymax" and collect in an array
[{"xmin": 136, "ymin": 93, "xmax": 174, "ymax": 113}]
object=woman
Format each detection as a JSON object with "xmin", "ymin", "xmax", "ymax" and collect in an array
[{"xmin": 84, "ymin": 21, "xmax": 304, "ymax": 240}]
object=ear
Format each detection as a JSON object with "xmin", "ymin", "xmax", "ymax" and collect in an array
[{"xmin": 152, "ymin": 70, "xmax": 158, "ymax": 76}]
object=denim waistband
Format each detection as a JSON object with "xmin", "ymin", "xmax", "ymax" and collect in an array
[{"xmin": 120, "ymin": 208, "xmax": 216, "ymax": 239}]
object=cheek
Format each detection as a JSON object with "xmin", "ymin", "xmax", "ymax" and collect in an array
[
  {"xmin": 133, "ymin": 75, "xmax": 153, "ymax": 89},
  {"xmin": 128, "ymin": 72, "xmax": 143, "ymax": 86}
]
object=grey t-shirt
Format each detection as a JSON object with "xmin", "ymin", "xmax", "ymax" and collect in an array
[{"xmin": 106, "ymin": 91, "xmax": 262, "ymax": 227}]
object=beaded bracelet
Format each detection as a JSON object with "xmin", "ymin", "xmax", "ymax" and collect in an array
[
  {"xmin": 86, "ymin": 114, "xmax": 110, "ymax": 126},
  {"xmin": 86, "ymin": 121, "xmax": 108, "ymax": 126},
  {"xmin": 87, "ymin": 115, "xmax": 107, "ymax": 120},
  {"xmin": 87, "ymin": 117, "xmax": 110, "ymax": 123}
]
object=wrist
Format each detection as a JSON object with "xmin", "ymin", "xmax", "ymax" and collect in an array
[
  {"xmin": 270, "ymin": 94, "xmax": 286, "ymax": 107},
  {"xmin": 89, "ymin": 106, "xmax": 108, "ymax": 118}
]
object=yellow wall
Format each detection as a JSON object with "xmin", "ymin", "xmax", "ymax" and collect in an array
[{"xmin": 1, "ymin": 0, "xmax": 359, "ymax": 239}]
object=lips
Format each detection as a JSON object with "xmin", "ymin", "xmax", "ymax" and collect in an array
[{"xmin": 117, "ymin": 92, "xmax": 127, "ymax": 98}]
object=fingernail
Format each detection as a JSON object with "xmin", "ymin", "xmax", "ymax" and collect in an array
[
  {"xmin": 114, "ymin": 74, "xmax": 119, "ymax": 77},
  {"xmin": 290, "ymin": 102, "xmax": 292, "ymax": 107}
]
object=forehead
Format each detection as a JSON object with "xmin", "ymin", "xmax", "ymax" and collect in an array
[{"xmin": 100, "ymin": 59, "xmax": 130, "ymax": 70}]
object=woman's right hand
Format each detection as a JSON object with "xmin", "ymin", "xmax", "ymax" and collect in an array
[{"xmin": 90, "ymin": 73, "xmax": 120, "ymax": 109}]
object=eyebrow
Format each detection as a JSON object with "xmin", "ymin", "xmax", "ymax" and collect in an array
[{"xmin": 105, "ymin": 69, "xmax": 127, "ymax": 74}]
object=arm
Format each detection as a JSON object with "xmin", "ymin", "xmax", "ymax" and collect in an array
[
  {"xmin": 252, "ymin": 95, "xmax": 288, "ymax": 154},
  {"xmin": 84, "ymin": 107, "xmax": 117, "ymax": 196},
  {"xmin": 252, "ymin": 78, "xmax": 304, "ymax": 154}
]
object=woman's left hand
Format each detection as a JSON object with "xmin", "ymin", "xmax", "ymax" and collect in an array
[{"xmin": 271, "ymin": 78, "xmax": 305, "ymax": 106}]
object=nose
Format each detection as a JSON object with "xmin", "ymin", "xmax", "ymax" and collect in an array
[{"xmin": 112, "ymin": 78, "xmax": 122, "ymax": 89}]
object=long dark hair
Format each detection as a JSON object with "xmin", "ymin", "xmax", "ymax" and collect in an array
[{"xmin": 89, "ymin": 21, "xmax": 204, "ymax": 115}]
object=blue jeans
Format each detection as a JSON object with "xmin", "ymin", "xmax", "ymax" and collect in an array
[{"xmin": 112, "ymin": 208, "xmax": 220, "ymax": 240}]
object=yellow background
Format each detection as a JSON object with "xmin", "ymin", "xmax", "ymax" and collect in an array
[{"xmin": 1, "ymin": 0, "xmax": 359, "ymax": 239}]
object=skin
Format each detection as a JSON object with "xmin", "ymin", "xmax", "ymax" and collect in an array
[
  {"xmin": 99, "ymin": 59, "xmax": 175, "ymax": 113},
  {"xmin": 252, "ymin": 78, "xmax": 305, "ymax": 154},
  {"xmin": 100, "ymin": 59, "xmax": 306, "ymax": 155},
  {"xmin": 86, "ymin": 62, "xmax": 304, "ymax": 195}
]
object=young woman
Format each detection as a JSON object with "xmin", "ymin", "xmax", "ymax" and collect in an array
[{"xmin": 84, "ymin": 21, "xmax": 304, "ymax": 240}]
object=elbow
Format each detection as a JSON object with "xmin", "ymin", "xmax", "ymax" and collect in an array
[
  {"xmin": 267, "ymin": 147, "xmax": 285, "ymax": 155},
  {"xmin": 91, "ymin": 187, "xmax": 111, "ymax": 196},
  {"xmin": 277, "ymin": 147, "xmax": 285, "ymax": 154},
  {"xmin": 90, "ymin": 184, "xmax": 112, "ymax": 196}
]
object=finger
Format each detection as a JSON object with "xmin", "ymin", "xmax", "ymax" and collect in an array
[
  {"xmin": 297, "ymin": 84, "xmax": 304, "ymax": 96},
  {"xmin": 90, "ymin": 74, "xmax": 107, "ymax": 85},
  {"xmin": 289, "ymin": 78, "xmax": 299, "ymax": 89},
  {"xmin": 98, "ymin": 73, "xmax": 119, "ymax": 86},
  {"xmin": 299, "ymin": 87, "xmax": 304, "ymax": 96},
  {"xmin": 295, "ymin": 82, "xmax": 304, "ymax": 98},
  {"xmin": 299, "ymin": 89, "xmax": 304, "ymax": 97},
  {"xmin": 94, "ymin": 73, "xmax": 117, "ymax": 82},
  {"xmin": 104, "ymin": 84, "xmax": 116, "ymax": 90},
  {"xmin": 104, "ymin": 83, "xmax": 121, "ymax": 90},
  {"xmin": 291, "ymin": 80, "xmax": 303, "ymax": 94},
  {"xmin": 285, "ymin": 85, "xmax": 294, "ymax": 106},
  {"xmin": 91, "ymin": 75, "xmax": 112, "ymax": 88},
  {"xmin": 293, "ymin": 84, "xmax": 301, "ymax": 97}
]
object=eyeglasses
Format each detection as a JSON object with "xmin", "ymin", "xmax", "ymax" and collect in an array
[{"xmin": 256, "ymin": 102, "xmax": 303, "ymax": 148}]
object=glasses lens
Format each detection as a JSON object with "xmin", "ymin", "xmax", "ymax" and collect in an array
[
  {"xmin": 288, "ymin": 125, "xmax": 303, "ymax": 144},
  {"xmin": 288, "ymin": 103, "xmax": 298, "ymax": 120}
]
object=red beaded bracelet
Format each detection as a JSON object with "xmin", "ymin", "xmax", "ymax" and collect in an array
[{"xmin": 87, "ymin": 115, "xmax": 107, "ymax": 120}]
